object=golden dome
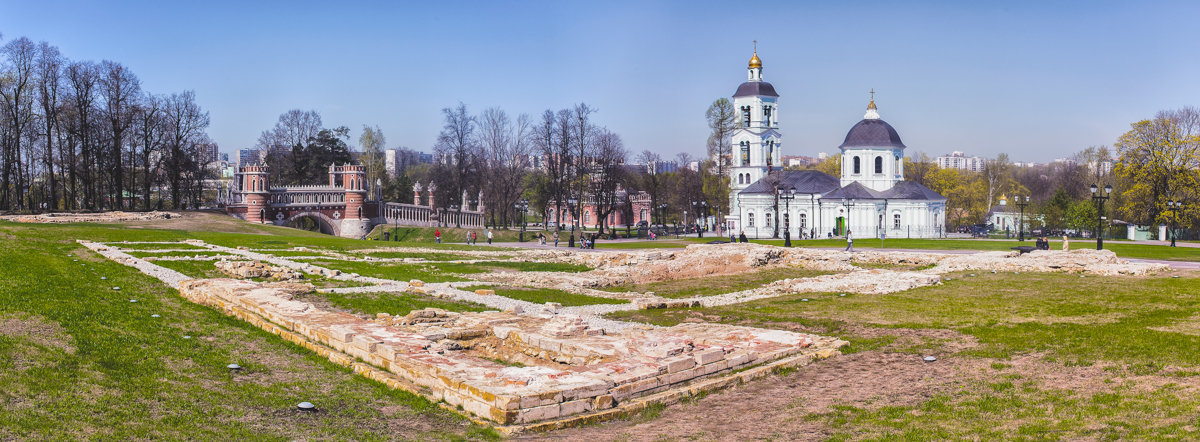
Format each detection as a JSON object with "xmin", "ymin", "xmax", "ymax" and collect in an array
[{"xmin": 748, "ymin": 51, "xmax": 762, "ymax": 69}]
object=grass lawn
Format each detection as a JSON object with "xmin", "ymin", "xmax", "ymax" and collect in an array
[
  {"xmin": 461, "ymin": 285, "xmax": 628, "ymax": 306},
  {"xmin": 0, "ymin": 219, "xmax": 497, "ymax": 440},
  {"xmin": 601, "ymin": 266, "xmax": 836, "ymax": 298},
  {"xmin": 608, "ymin": 270, "xmax": 1200, "ymax": 439},
  {"xmin": 125, "ymin": 250, "xmax": 228, "ymax": 258},
  {"xmin": 308, "ymin": 291, "xmax": 489, "ymax": 317},
  {"xmin": 433, "ymin": 261, "xmax": 591, "ymax": 274},
  {"xmin": 349, "ymin": 251, "xmax": 482, "ymax": 261},
  {"xmin": 308, "ymin": 260, "xmax": 468, "ymax": 283}
]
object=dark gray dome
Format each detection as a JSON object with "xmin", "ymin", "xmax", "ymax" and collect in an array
[
  {"xmin": 839, "ymin": 119, "xmax": 905, "ymax": 149},
  {"xmin": 733, "ymin": 81, "xmax": 779, "ymax": 98}
]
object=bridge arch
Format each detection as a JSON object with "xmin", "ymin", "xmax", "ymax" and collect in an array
[{"xmin": 282, "ymin": 211, "xmax": 341, "ymax": 236}]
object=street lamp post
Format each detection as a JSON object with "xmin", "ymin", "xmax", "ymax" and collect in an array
[
  {"xmin": 1016, "ymin": 195, "xmax": 1030, "ymax": 242},
  {"xmin": 841, "ymin": 197, "xmax": 856, "ymax": 236},
  {"xmin": 1090, "ymin": 183, "xmax": 1112, "ymax": 250},
  {"xmin": 567, "ymin": 197, "xmax": 578, "ymax": 245},
  {"xmin": 779, "ymin": 186, "xmax": 795, "ymax": 247},
  {"xmin": 1168, "ymin": 200, "xmax": 1182, "ymax": 247},
  {"xmin": 683, "ymin": 210, "xmax": 688, "ymax": 237},
  {"xmin": 514, "ymin": 199, "xmax": 529, "ymax": 242}
]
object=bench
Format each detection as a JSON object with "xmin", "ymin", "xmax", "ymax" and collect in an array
[{"xmin": 1011, "ymin": 246, "xmax": 1036, "ymax": 254}]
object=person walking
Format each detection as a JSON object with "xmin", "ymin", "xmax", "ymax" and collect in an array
[
  {"xmin": 845, "ymin": 229, "xmax": 854, "ymax": 252},
  {"xmin": 554, "ymin": 232, "xmax": 559, "ymax": 247},
  {"xmin": 487, "ymin": 230, "xmax": 493, "ymax": 245},
  {"xmin": 435, "ymin": 229, "xmax": 441, "ymax": 244}
]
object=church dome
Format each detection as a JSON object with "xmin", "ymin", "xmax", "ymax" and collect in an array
[
  {"xmin": 839, "ymin": 119, "xmax": 906, "ymax": 149},
  {"xmin": 839, "ymin": 99, "xmax": 905, "ymax": 149},
  {"xmin": 748, "ymin": 51, "xmax": 762, "ymax": 69}
]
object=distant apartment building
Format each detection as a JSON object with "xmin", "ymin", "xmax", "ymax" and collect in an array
[
  {"xmin": 195, "ymin": 143, "xmax": 219, "ymax": 165},
  {"xmin": 237, "ymin": 148, "xmax": 262, "ymax": 167},
  {"xmin": 782, "ymin": 155, "xmax": 819, "ymax": 168},
  {"xmin": 645, "ymin": 160, "xmax": 679, "ymax": 174},
  {"xmin": 936, "ymin": 151, "xmax": 984, "ymax": 172},
  {"xmin": 384, "ymin": 148, "xmax": 425, "ymax": 177}
]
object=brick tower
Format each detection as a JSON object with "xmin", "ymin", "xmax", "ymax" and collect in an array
[
  {"xmin": 241, "ymin": 165, "xmax": 270, "ymax": 223},
  {"xmin": 332, "ymin": 164, "xmax": 370, "ymax": 237}
]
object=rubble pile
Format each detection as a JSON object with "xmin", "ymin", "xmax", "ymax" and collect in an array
[
  {"xmin": 2, "ymin": 211, "xmax": 179, "ymax": 223},
  {"xmin": 214, "ymin": 260, "xmax": 305, "ymax": 280},
  {"xmin": 930, "ymin": 249, "xmax": 1168, "ymax": 276}
]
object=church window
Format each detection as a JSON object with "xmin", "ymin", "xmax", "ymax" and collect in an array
[
  {"xmin": 741, "ymin": 141, "xmax": 750, "ymax": 165},
  {"xmin": 584, "ymin": 211, "xmax": 590, "ymax": 224},
  {"xmin": 799, "ymin": 213, "xmax": 807, "ymax": 230},
  {"xmin": 894, "ymin": 213, "xmax": 901, "ymax": 229},
  {"xmin": 748, "ymin": 213, "xmax": 755, "ymax": 228},
  {"xmin": 741, "ymin": 106, "xmax": 751, "ymax": 127},
  {"xmin": 763, "ymin": 106, "xmax": 772, "ymax": 126},
  {"xmin": 853, "ymin": 157, "xmax": 861, "ymax": 174},
  {"xmin": 875, "ymin": 156, "xmax": 883, "ymax": 174},
  {"xmin": 766, "ymin": 141, "xmax": 774, "ymax": 166},
  {"xmin": 765, "ymin": 212, "xmax": 772, "ymax": 227}
]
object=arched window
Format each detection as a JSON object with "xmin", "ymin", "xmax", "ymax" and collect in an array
[
  {"xmin": 748, "ymin": 212, "xmax": 755, "ymax": 228},
  {"xmin": 765, "ymin": 212, "xmax": 772, "ymax": 227},
  {"xmin": 799, "ymin": 213, "xmax": 807, "ymax": 230},
  {"xmin": 741, "ymin": 142, "xmax": 751, "ymax": 165},
  {"xmin": 875, "ymin": 156, "xmax": 883, "ymax": 174},
  {"xmin": 894, "ymin": 213, "xmax": 901, "ymax": 229},
  {"xmin": 584, "ymin": 211, "xmax": 590, "ymax": 224},
  {"xmin": 640, "ymin": 209, "xmax": 647, "ymax": 221},
  {"xmin": 853, "ymin": 157, "xmax": 861, "ymax": 174}
]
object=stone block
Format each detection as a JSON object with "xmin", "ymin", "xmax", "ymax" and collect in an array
[
  {"xmin": 593, "ymin": 394, "xmax": 615, "ymax": 409},
  {"xmin": 518, "ymin": 403, "xmax": 561, "ymax": 424},
  {"xmin": 474, "ymin": 289, "xmax": 495, "ymax": 296},
  {"xmin": 559, "ymin": 398, "xmax": 592, "ymax": 416},
  {"xmin": 694, "ymin": 348, "xmax": 725, "ymax": 365},
  {"xmin": 408, "ymin": 279, "xmax": 424, "ymax": 287},
  {"xmin": 665, "ymin": 355, "xmax": 695, "ymax": 373}
]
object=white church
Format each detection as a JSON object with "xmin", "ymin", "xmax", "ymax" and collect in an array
[{"xmin": 726, "ymin": 49, "xmax": 947, "ymax": 239}]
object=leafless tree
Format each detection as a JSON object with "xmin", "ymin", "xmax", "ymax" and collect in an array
[
  {"xmin": 132, "ymin": 93, "xmax": 165, "ymax": 210},
  {"xmin": 98, "ymin": 60, "xmax": 141, "ymax": 210},
  {"xmin": 432, "ymin": 102, "xmax": 480, "ymax": 210},
  {"xmin": 1, "ymin": 37, "xmax": 36, "ymax": 209},
  {"xmin": 589, "ymin": 128, "xmax": 627, "ymax": 235},
  {"xmin": 35, "ymin": 42, "xmax": 63, "ymax": 209},
  {"xmin": 163, "ymin": 90, "xmax": 210, "ymax": 208},
  {"xmin": 479, "ymin": 107, "xmax": 532, "ymax": 227}
]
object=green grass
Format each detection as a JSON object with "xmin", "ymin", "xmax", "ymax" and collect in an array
[
  {"xmin": 462, "ymin": 285, "xmax": 628, "ymax": 306},
  {"xmin": 312, "ymin": 291, "xmax": 489, "ymax": 317},
  {"xmin": 349, "ymin": 251, "xmax": 481, "ymax": 261},
  {"xmin": 594, "ymin": 240, "xmax": 695, "ymax": 249},
  {"xmin": 367, "ymin": 225, "xmax": 522, "ymax": 246},
  {"xmin": 0, "ymin": 220, "xmax": 496, "ymax": 439},
  {"xmin": 722, "ymin": 237, "xmax": 1200, "ymax": 261},
  {"xmin": 125, "ymin": 250, "xmax": 228, "ymax": 258},
  {"xmin": 601, "ymin": 266, "xmax": 836, "ymax": 298},
  {"xmin": 310, "ymin": 260, "xmax": 467, "ymax": 283},
  {"xmin": 109, "ymin": 242, "xmax": 209, "ymax": 250},
  {"xmin": 433, "ymin": 261, "xmax": 591, "ymax": 274}
]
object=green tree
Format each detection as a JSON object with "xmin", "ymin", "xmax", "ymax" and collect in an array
[
  {"xmin": 1113, "ymin": 107, "xmax": 1200, "ymax": 228},
  {"xmin": 1064, "ymin": 199, "xmax": 1098, "ymax": 235}
]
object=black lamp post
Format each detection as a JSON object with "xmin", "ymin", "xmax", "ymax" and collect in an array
[
  {"xmin": 1168, "ymin": 200, "xmax": 1182, "ymax": 247},
  {"xmin": 567, "ymin": 197, "xmax": 578, "ymax": 243},
  {"xmin": 779, "ymin": 186, "xmax": 795, "ymax": 247},
  {"xmin": 841, "ymin": 197, "xmax": 856, "ymax": 236},
  {"xmin": 1016, "ymin": 195, "xmax": 1030, "ymax": 242},
  {"xmin": 1090, "ymin": 183, "xmax": 1112, "ymax": 250},
  {"xmin": 514, "ymin": 199, "xmax": 529, "ymax": 242}
]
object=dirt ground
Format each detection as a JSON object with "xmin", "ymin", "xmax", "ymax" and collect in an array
[{"xmin": 526, "ymin": 325, "xmax": 1200, "ymax": 441}]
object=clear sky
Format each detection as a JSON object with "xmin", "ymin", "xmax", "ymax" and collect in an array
[{"xmin": 2, "ymin": 1, "xmax": 1198, "ymax": 163}]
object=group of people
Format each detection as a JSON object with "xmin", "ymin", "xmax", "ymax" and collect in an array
[
  {"xmin": 432, "ymin": 229, "xmax": 493, "ymax": 245},
  {"xmin": 1033, "ymin": 235, "xmax": 1069, "ymax": 251}
]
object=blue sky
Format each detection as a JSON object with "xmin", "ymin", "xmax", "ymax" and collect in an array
[{"xmin": 2, "ymin": 1, "xmax": 1197, "ymax": 162}]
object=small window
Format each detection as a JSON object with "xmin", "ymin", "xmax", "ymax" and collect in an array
[
  {"xmin": 765, "ymin": 213, "xmax": 772, "ymax": 227},
  {"xmin": 742, "ymin": 106, "xmax": 751, "ymax": 127},
  {"xmin": 748, "ymin": 213, "xmax": 755, "ymax": 228},
  {"xmin": 799, "ymin": 213, "xmax": 807, "ymax": 230},
  {"xmin": 741, "ymin": 142, "xmax": 751, "ymax": 165},
  {"xmin": 853, "ymin": 157, "xmax": 861, "ymax": 174},
  {"xmin": 763, "ymin": 106, "xmax": 772, "ymax": 126},
  {"xmin": 875, "ymin": 156, "xmax": 883, "ymax": 174},
  {"xmin": 894, "ymin": 213, "xmax": 901, "ymax": 229}
]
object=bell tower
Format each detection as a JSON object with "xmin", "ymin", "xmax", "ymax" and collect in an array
[{"xmin": 729, "ymin": 42, "xmax": 781, "ymax": 193}]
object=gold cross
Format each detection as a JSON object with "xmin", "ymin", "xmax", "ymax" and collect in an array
[
  {"xmin": 870, "ymin": 88, "xmax": 875, "ymax": 101},
  {"xmin": 753, "ymin": 40, "xmax": 757, "ymax": 52}
]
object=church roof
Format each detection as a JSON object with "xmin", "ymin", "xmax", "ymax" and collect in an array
[
  {"xmin": 740, "ymin": 169, "xmax": 840, "ymax": 195},
  {"xmin": 839, "ymin": 118, "xmax": 906, "ymax": 149},
  {"xmin": 734, "ymin": 81, "xmax": 779, "ymax": 98},
  {"xmin": 821, "ymin": 181, "xmax": 886, "ymax": 200},
  {"xmin": 881, "ymin": 181, "xmax": 946, "ymax": 201}
]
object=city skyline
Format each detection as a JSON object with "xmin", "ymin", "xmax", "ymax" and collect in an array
[{"xmin": 3, "ymin": 1, "xmax": 1197, "ymax": 163}]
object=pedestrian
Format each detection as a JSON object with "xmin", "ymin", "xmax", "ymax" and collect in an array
[
  {"xmin": 554, "ymin": 233, "xmax": 559, "ymax": 247},
  {"xmin": 739, "ymin": 231, "xmax": 748, "ymax": 243},
  {"xmin": 730, "ymin": 231, "xmax": 736, "ymax": 243},
  {"xmin": 487, "ymin": 230, "xmax": 493, "ymax": 245},
  {"xmin": 568, "ymin": 234, "xmax": 575, "ymax": 248},
  {"xmin": 845, "ymin": 229, "xmax": 854, "ymax": 252},
  {"xmin": 435, "ymin": 229, "xmax": 441, "ymax": 244},
  {"xmin": 1062, "ymin": 235, "xmax": 1069, "ymax": 251}
]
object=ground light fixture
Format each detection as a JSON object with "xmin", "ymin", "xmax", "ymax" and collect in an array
[
  {"xmin": 297, "ymin": 402, "xmax": 316, "ymax": 411},
  {"xmin": 924, "ymin": 356, "xmax": 938, "ymax": 362},
  {"xmin": 227, "ymin": 364, "xmax": 242, "ymax": 370}
]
